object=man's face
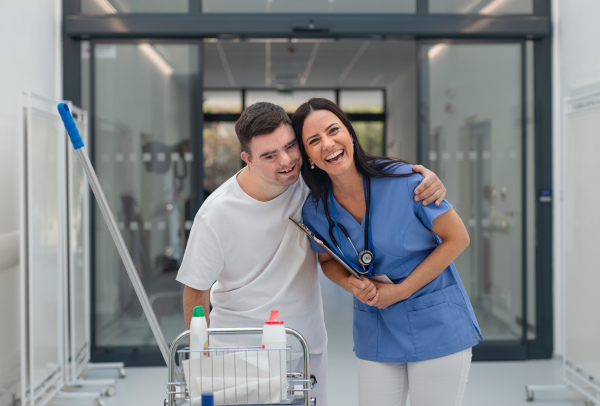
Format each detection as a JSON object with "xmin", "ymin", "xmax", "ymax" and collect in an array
[{"xmin": 243, "ymin": 124, "xmax": 303, "ymax": 188}]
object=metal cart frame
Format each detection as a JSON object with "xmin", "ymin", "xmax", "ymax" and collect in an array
[{"xmin": 165, "ymin": 327, "xmax": 315, "ymax": 406}]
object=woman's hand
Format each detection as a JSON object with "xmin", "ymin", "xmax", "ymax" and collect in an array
[
  {"xmin": 348, "ymin": 276, "xmax": 379, "ymax": 304},
  {"xmin": 367, "ymin": 281, "xmax": 409, "ymax": 309}
]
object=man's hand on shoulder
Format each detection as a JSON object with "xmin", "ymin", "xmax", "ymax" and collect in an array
[{"xmin": 411, "ymin": 164, "xmax": 446, "ymax": 206}]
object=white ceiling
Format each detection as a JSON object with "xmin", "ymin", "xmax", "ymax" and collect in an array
[{"xmin": 201, "ymin": 39, "xmax": 415, "ymax": 89}]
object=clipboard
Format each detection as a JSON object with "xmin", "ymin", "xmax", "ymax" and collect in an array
[{"xmin": 289, "ymin": 217, "xmax": 364, "ymax": 280}]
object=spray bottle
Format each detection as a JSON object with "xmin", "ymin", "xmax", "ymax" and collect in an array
[
  {"xmin": 190, "ymin": 305, "xmax": 208, "ymax": 359},
  {"xmin": 262, "ymin": 310, "xmax": 288, "ymax": 401},
  {"xmin": 262, "ymin": 310, "xmax": 286, "ymax": 349}
]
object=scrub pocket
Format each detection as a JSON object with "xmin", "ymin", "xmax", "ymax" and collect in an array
[
  {"xmin": 406, "ymin": 284, "xmax": 475, "ymax": 359},
  {"xmin": 353, "ymin": 305, "xmax": 378, "ymax": 358}
]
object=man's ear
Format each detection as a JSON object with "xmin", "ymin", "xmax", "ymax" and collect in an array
[{"xmin": 241, "ymin": 151, "xmax": 253, "ymax": 168}]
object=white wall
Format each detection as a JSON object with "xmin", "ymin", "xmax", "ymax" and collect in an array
[
  {"xmin": 0, "ymin": 0, "xmax": 62, "ymax": 404},
  {"xmin": 552, "ymin": 0, "xmax": 600, "ymax": 357}
]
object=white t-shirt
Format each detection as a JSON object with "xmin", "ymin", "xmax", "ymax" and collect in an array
[{"xmin": 176, "ymin": 172, "xmax": 327, "ymax": 355}]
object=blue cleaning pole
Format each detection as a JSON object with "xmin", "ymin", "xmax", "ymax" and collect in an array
[{"xmin": 58, "ymin": 103, "xmax": 170, "ymax": 364}]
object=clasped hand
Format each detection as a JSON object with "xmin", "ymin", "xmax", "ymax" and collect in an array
[{"xmin": 348, "ymin": 276, "xmax": 404, "ymax": 309}]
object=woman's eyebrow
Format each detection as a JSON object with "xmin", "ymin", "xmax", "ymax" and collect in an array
[{"xmin": 325, "ymin": 123, "xmax": 338, "ymax": 131}]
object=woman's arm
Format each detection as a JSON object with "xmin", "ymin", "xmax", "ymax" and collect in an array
[
  {"xmin": 369, "ymin": 208, "xmax": 470, "ymax": 309},
  {"xmin": 318, "ymin": 252, "xmax": 378, "ymax": 304}
]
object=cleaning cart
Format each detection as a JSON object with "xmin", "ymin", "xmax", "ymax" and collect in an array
[{"xmin": 165, "ymin": 327, "xmax": 316, "ymax": 406}]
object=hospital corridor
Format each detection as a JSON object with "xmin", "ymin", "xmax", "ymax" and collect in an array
[{"xmin": 1, "ymin": 0, "xmax": 600, "ymax": 405}]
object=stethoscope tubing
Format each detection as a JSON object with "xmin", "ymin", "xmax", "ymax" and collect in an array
[{"xmin": 324, "ymin": 176, "xmax": 374, "ymax": 275}]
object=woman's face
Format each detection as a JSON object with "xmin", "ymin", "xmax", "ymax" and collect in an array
[{"xmin": 301, "ymin": 109, "xmax": 356, "ymax": 178}]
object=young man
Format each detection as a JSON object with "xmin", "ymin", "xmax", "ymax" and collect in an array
[{"xmin": 176, "ymin": 102, "xmax": 446, "ymax": 405}]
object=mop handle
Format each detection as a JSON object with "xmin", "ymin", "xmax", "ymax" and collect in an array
[{"xmin": 57, "ymin": 103, "xmax": 170, "ymax": 365}]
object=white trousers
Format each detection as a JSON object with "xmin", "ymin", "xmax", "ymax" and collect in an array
[
  {"xmin": 357, "ymin": 348, "xmax": 472, "ymax": 406},
  {"xmin": 291, "ymin": 351, "xmax": 328, "ymax": 406}
]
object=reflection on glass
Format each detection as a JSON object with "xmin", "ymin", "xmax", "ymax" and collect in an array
[
  {"xmin": 203, "ymin": 122, "xmax": 242, "ymax": 195},
  {"xmin": 204, "ymin": 91, "xmax": 242, "ymax": 114},
  {"xmin": 93, "ymin": 43, "xmax": 197, "ymax": 348},
  {"xmin": 353, "ymin": 121, "xmax": 384, "ymax": 156},
  {"xmin": 429, "ymin": 0, "xmax": 532, "ymax": 14},
  {"xmin": 246, "ymin": 90, "xmax": 336, "ymax": 113},
  {"xmin": 340, "ymin": 90, "xmax": 384, "ymax": 114},
  {"xmin": 202, "ymin": 0, "xmax": 414, "ymax": 14},
  {"xmin": 81, "ymin": 0, "xmax": 187, "ymax": 13},
  {"xmin": 424, "ymin": 43, "xmax": 526, "ymax": 341}
]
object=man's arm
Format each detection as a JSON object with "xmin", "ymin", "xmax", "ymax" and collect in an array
[
  {"xmin": 183, "ymin": 285, "xmax": 210, "ymax": 329},
  {"xmin": 411, "ymin": 164, "xmax": 447, "ymax": 206}
]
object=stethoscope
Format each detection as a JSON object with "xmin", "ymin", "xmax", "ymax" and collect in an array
[{"xmin": 323, "ymin": 176, "xmax": 374, "ymax": 275}]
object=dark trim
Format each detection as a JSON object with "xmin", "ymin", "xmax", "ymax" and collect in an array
[
  {"xmin": 416, "ymin": 40, "xmax": 429, "ymax": 167},
  {"xmin": 416, "ymin": 0, "xmax": 429, "ymax": 15},
  {"xmin": 473, "ymin": 340, "xmax": 527, "ymax": 361},
  {"xmin": 529, "ymin": 34, "xmax": 553, "ymax": 359},
  {"xmin": 520, "ymin": 40, "xmax": 528, "ymax": 347},
  {"xmin": 204, "ymin": 113, "xmax": 242, "ymax": 122},
  {"xmin": 382, "ymin": 87, "xmax": 387, "ymax": 156},
  {"xmin": 204, "ymin": 113, "xmax": 385, "ymax": 122},
  {"xmin": 189, "ymin": 0, "xmax": 201, "ymax": 14},
  {"xmin": 65, "ymin": 14, "xmax": 550, "ymax": 39},
  {"xmin": 90, "ymin": 346, "xmax": 166, "ymax": 366},
  {"xmin": 191, "ymin": 41, "xmax": 204, "ymax": 211},
  {"xmin": 89, "ymin": 39, "xmax": 97, "ymax": 354},
  {"xmin": 534, "ymin": 0, "xmax": 551, "ymax": 17}
]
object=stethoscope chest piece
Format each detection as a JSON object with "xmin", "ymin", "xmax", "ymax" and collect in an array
[{"xmin": 358, "ymin": 249, "xmax": 374, "ymax": 266}]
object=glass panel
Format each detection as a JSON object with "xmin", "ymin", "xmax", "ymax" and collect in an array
[
  {"xmin": 429, "ymin": 0, "xmax": 533, "ymax": 14},
  {"xmin": 202, "ymin": 0, "xmax": 414, "ymax": 14},
  {"xmin": 92, "ymin": 43, "xmax": 197, "ymax": 348},
  {"xmin": 29, "ymin": 106, "xmax": 64, "ymax": 389},
  {"xmin": 246, "ymin": 90, "xmax": 336, "ymax": 113},
  {"xmin": 81, "ymin": 0, "xmax": 188, "ymax": 13},
  {"xmin": 204, "ymin": 90, "xmax": 242, "ymax": 114},
  {"xmin": 203, "ymin": 122, "xmax": 241, "ymax": 195},
  {"xmin": 423, "ymin": 42, "xmax": 524, "ymax": 341},
  {"xmin": 340, "ymin": 90, "xmax": 384, "ymax": 113},
  {"xmin": 352, "ymin": 121, "xmax": 384, "ymax": 156}
]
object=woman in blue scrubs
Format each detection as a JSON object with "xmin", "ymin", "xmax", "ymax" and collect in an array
[{"xmin": 291, "ymin": 98, "xmax": 483, "ymax": 406}]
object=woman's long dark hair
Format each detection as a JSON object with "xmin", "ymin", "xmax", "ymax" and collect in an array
[{"xmin": 291, "ymin": 98, "xmax": 414, "ymax": 201}]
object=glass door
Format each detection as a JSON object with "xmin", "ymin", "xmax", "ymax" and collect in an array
[
  {"xmin": 418, "ymin": 41, "xmax": 536, "ymax": 360},
  {"xmin": 87, "ymin": 40, "xmax": 201, "ymax": 364}
]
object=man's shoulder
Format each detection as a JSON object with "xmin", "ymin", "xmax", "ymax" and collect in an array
[{"xmin": 197, "ymin": 174, "xmax": 240, "ymax": 216}]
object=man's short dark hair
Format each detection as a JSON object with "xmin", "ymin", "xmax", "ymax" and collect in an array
[{"xmin": 235, "ymin": 102, "xmax": 292, "ymax": 154}]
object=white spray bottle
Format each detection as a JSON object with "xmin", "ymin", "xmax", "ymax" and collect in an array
[
  {"xmin": 262, "ymin": 310, "xmax": 288, "ymax": 401},
  {"xmin": 190, "ymin": 305, "xmax": 208, "ymax": 359},
  {"xmin": 262, "ymin": 310, "xmax": 286, "ymax": 349}
]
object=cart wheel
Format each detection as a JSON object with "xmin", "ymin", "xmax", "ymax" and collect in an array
[
  {"xmin": 119, "ymin": 367, "xmax": 127, "ymax": 378},
  {"xmin": 104, "ymin": 384, "xmax": 117, "ymax": 397},
  {"xmin": 94, "ymin": 398, "xmax": 106, "ymax": 406},
  {"xmin": 525, "ymin": 387, "xmax": 534, "ymax": 402}
]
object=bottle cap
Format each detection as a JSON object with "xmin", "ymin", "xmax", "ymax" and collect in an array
[
  {"xmin": 265, "ymin": 310, "xmax": 284, "ymax": 325},
  {"xmin": 201, "ymin": 392, "xmax": 214, "ymax": 406},
  {"xmin": 193, "ymin": 306, "xmax": 205, "ymax": 317}
]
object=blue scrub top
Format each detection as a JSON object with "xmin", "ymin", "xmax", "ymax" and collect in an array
[{"xmin": 302, "ymin": 164, "xmax": 483, "ymax": 363}]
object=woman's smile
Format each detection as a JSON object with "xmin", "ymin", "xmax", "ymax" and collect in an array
[{"xmin": 325, "ymin": 149, "xmax": 344, "ymax": 164}]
